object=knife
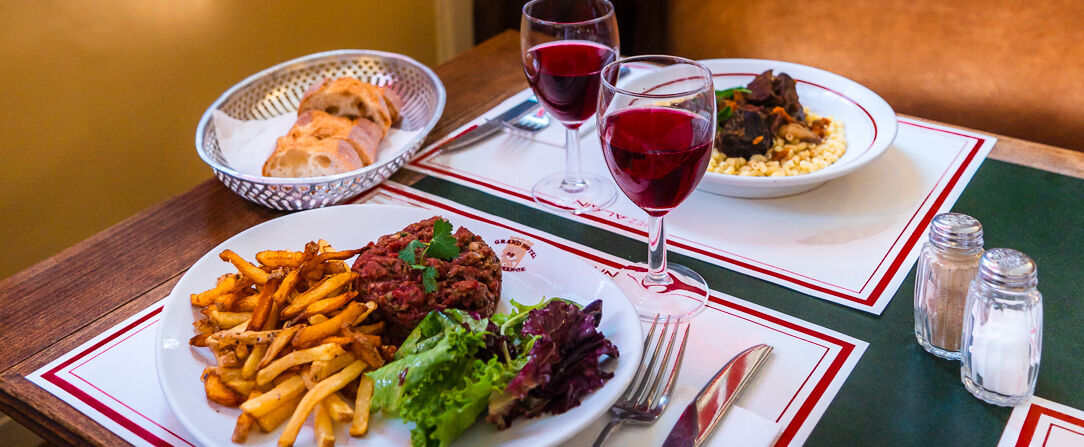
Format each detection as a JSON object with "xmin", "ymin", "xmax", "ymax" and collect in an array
[
  {"xmin": 441, "ymin": 97, "xmax": 541, "ymax": 152},
  {"xmin": 662, "ymin": 344, "xmax": 773, "ymax": 447}
]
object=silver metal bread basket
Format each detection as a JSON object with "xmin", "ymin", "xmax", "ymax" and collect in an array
[{"xmin": 195, "ymin": 50, "xmax": 445, "ymax": 210}]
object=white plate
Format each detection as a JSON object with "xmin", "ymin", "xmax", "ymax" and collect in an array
[
  {"xmin": 697, "ymin": 58, "xmax": 897, "ymax": 198},
  {"xmin": 155, "ymin": 204, "xmax": 642, "ymax": 447}
]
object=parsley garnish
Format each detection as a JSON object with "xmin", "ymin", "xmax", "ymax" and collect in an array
[
  {"xmin": 717, "ymin": 105, "xmax": 733, "ymax": 124},
  {"xmin": 715, "ymin": 87, "xmax": 750, "ymax": 129},
  {"xmin": 715, "ymin": 87, "xmax": 751, "ymax": 101},
  {"xmin": 397, "ymin": 218, "xmax": 461, "ymax": 293}
]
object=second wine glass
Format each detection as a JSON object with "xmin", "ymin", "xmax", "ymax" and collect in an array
[
  {"xmin": 521, "ymin": 0, "xmax": 618, "ymax": 214},
  {"xmin": 598, "ymin": 55, "xmax": 716, "ymax": 320}
]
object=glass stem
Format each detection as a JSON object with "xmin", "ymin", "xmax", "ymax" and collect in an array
[
  {"xmin": 562, "ymin": 126, "xmax": 585, "ymax": 191},
  {"xmin": 646, "ymin": 214, "xmax": 670, "ymax": 285}
]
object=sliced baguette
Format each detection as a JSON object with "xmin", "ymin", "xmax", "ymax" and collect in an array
[
  {"xmin": 297, "ymin": 78, "xmax": 398, "ymax": 137},
  {"xmin": 262, "ymin": 136, "xmax": 365, "ymax": 178},
  {"xmin": 262, "ymin": 110, "xmax": 381, "ymax": 177}
]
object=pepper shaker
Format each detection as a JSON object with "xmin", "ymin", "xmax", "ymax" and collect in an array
[
  {"xmin": 960, "ymin": 248, "xmax": 1042, "ymax": 407},
  {"xmin": 914, "ymin": 213, "xmax": 984, "ymax": 359}
]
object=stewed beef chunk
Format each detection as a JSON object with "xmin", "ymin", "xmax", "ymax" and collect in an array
[
  {"xmin": 716, "ymin": 106, "xmax": 773, "ymax": 158},
  {"xmin": 745, "ymin": 70, "xmax": 805, "ymax": 122}
]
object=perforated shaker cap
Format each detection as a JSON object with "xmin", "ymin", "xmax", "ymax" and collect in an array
[
  {"xmin": 978, "ymin": 248, "xmax": 1038, "ymax": 289},
  {"xmin": 929, "ymin": 213, "xmax": 984, "ymax": 250}
]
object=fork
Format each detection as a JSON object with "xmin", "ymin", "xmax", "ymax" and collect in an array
[
  {"xmin": 592, "ymin": 315, "xmax": 690, "ymax": 447},
  {"xmin": 494, "ymin": 107, "xmax": 550, "ymax": 133}
]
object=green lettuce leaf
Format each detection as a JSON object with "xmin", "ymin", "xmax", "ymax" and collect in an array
[
  {"xmin": 400, "ymin": 355, "xmax": 522, "ymax": 446},
  {"xmin": 368, "ymin": 323, "xmax": 484, "ymax": 415},
  {"xmin": 368, "ymin": 310, "xmax": 525, "ymax": 447}
]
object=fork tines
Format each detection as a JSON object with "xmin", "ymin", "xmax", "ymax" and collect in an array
[{"xmin": 618, "ymin": 314, "xmax": 689, "ymax": 419}]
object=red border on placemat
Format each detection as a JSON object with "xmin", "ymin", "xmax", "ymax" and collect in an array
[
  {"xmin": 1016, "ymin": 402, "xmax": 1084, "ymax": 447},
  {"xmin": 410, "ymin": 110, "xmax": 985, "ymax": 309},
  {"xmin": 39, "ymin": 306, "xmax": 190, "ymax": 447},
  {"xmin": 374, "ymin": 182, "xmax": 858, "ymax": 446},
  {"xmin": 1045, "ymin": 424, "xmax": 1084, "ymax": 446}
]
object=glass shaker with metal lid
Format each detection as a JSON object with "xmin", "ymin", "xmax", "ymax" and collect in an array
[
  {"xmin": 914, "ymin": 213, "xmax": 984, "ymax": 360},
  {"xmin": 960, "ymin": 248, "xmax": 1043, "ymax": 407}
]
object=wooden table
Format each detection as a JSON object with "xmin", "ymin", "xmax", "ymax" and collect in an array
[{"xmin": 0, "ymin": 30, "xmax": 1080, "ymax": 446}]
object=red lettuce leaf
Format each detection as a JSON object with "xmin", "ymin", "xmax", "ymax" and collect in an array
[{"xmin": 487, "ymin": 299, "xmax": 618, "ymax": 429}]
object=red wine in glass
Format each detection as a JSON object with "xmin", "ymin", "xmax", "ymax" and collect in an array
[
  {"xmin": 521, "ymin": 0, "xmax": 619, "ymax": 214},
  {"xmin": 597, "ymin": 55, "xmax": 715, "ymax": 321},
  {"xmin": 601, "ymin": 107, "xmax": 713, "ymax": 215},
  {"xmin": 524, "ymin": 40, "xmax": 617, "ymax": 127}
]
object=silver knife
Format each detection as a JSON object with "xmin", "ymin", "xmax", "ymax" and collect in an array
[
  {"xmin": 662, "ymin": 344, "xmax": 773, "ymax": 447},
  {"xmin": 441, "ymin": 97, "xmax": 541, "ymax": 152}
]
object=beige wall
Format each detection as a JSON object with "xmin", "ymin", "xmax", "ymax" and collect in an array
[{"xmin": 0, "ymin": 1, "xmax": 456, "ymax": 279}]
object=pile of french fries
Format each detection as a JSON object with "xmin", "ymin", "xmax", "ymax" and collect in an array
[{"xmin": 190, "ymin": 240, "xmax": 393, "ymax": 446}]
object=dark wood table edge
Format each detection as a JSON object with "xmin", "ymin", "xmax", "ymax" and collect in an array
[{"xmin": 0, "ymin": 29, "xmax": 1081, "ymax": 446}]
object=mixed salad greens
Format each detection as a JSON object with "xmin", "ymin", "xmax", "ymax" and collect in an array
[{"xmin": 367, "ymin": 298, "xmax": 619, "ymax": 447}]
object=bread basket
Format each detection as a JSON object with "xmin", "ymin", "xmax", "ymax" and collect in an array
[{"xmin": 195, "ymin": 50, "xmax": 445, "ymax": 210}]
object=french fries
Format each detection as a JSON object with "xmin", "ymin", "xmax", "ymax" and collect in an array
[
  {"xmin": 281, "ymin": 272, "xmax": 358, "ymax": 318},
  {"xmin": 203, "ymin": 368, "xmax": 246, "ymax": 407},
  {"xmin": 210, "ymin": 311, "xmax": 252, "ymax": 329},
  {"xmin": 351, "ymin": 376, "xmax": 374, "ymax": 437},
  {"xmin": 256, "ymin": 395, "xmax": 302, "ymax": 433},
  {"xmin": 256, "ymin": 250, "xmax": 305, "ymax": 269},
  {"xmin": 292, "ymin": 302, "xmax": 375, "ymax": 349},
  {"xmin": 259, "ymin": 326, "xmax": 299, "ymax": 369},
  {"xmin": 278, "ymin": 360, "xmax": 367, "ymax": 446},
  {"xmin": 220, "ymin": 249, "xmax": 270, "ymax": 285},
  {"xmin": 247, "ymin": 273, "xmax": 283, "ymax": 331},
  {"xmin": 257, "ymin": 343, "xmax": 345, "ymax": 386},
  {"xmin": 232, "ymin": 390, "xmax": 260, "ymax": 443},
  {"xmin": 314, "ymin": 402, "xmax": 336, "ymax": 447},
  {"xmin": 296, "ymin": 291, "xmax": 358, "ymax": 322},
  {"xmin": 189, "ymin": 242, "xmax": 391, "ymax": 445},
  {"xmin": 240, "ymin": 374, "xmax": 307, "ymax": 418},
  {"xmin": 192, "ymin": 274, "xmax": 245, "ymax": 307},
  {"xmin": 301, "ymin": 367, "xmax": 354, "ymax": 423},
  {"xmin": 311, "ymin": 352, "xmax": 357, "ymax": 382},
  {"xmin": 241, "ymin": 344, "xmax": 266, "ymax": 380}
]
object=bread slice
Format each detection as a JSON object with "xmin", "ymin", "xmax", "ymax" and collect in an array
[
  {"xmin": 343, "ymin": 117, "xmax": 383, "ymax": 165},
  {"xmin": 297, "ymin": 78, "xmax": 399, "ymax": 137},
  {"xmin": 262, "ymin": 110, "xmax": 382, "ymax": 177},
  {"xmin": 383, "ymin": 88, "xmax": 403, "ymax": 124},
  {"xmin": 287, "ymin": 109, "xmax": 354, "ymax": 140},
  {"xmin": 262, "ymin": 136, "xmax": 366, "ymax": 178}
]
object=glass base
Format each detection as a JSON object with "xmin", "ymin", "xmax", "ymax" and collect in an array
[
  {"xmin": 961, "ymin": 371, "xmax": 1030, "ymax": 407},
  {"xmin": 531, "ymin": 172, "xmax": 616, "ymax": 215},
  {"xmin": 916, "ymin": 335, "xmax": 961, "ymax": 361},
  {"xmin": 611, "ymin": 262, "xmax": 709, "ymax": 321}
]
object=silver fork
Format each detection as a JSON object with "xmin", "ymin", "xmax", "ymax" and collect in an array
[
  {"xmin": 593, "ymin": 315, "xmax": 690, "ymax": 447},
  {"xmin": 495, "ymin": 106, "xmax": 550, "ymax": 133}
]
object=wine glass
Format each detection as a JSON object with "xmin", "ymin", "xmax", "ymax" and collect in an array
[
  {"xmin": 597, "ymin": 55, "xmax": 715, "ymax": 320},
  {"xmin": 521, "ymin": 0, "xmax": 618, "ymax": 214}
]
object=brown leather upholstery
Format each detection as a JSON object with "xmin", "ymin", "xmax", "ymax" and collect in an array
[{"xmin": 669, "ymin": 0, "xmax": 1084, "ymax": 151}]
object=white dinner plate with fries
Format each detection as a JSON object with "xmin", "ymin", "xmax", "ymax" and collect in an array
[{"xmin": 155, "ymin": 204, "xmax": 643, "ymax": 447}]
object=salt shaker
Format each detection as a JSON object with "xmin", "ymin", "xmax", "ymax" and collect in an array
[
  {"xmin": 960, "ymin": 248, "xmax": 1042, "ymax": 407},
  {"xmin": 914, "ymin": 213, "xmax": 984, "ymax": 360}
]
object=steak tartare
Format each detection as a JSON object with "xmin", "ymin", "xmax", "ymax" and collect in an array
[{"xmin": 351, "ymin": 217, "xmax": 501, "ymax": 341}]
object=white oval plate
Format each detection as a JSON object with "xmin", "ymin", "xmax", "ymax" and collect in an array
[
  {"xmin": 698, "ymin": 58, "xmax": 897, "ymax": 198},
  {"xmin": 156, "ymin": 204, "xmax": 643, "ymax": 447}
]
